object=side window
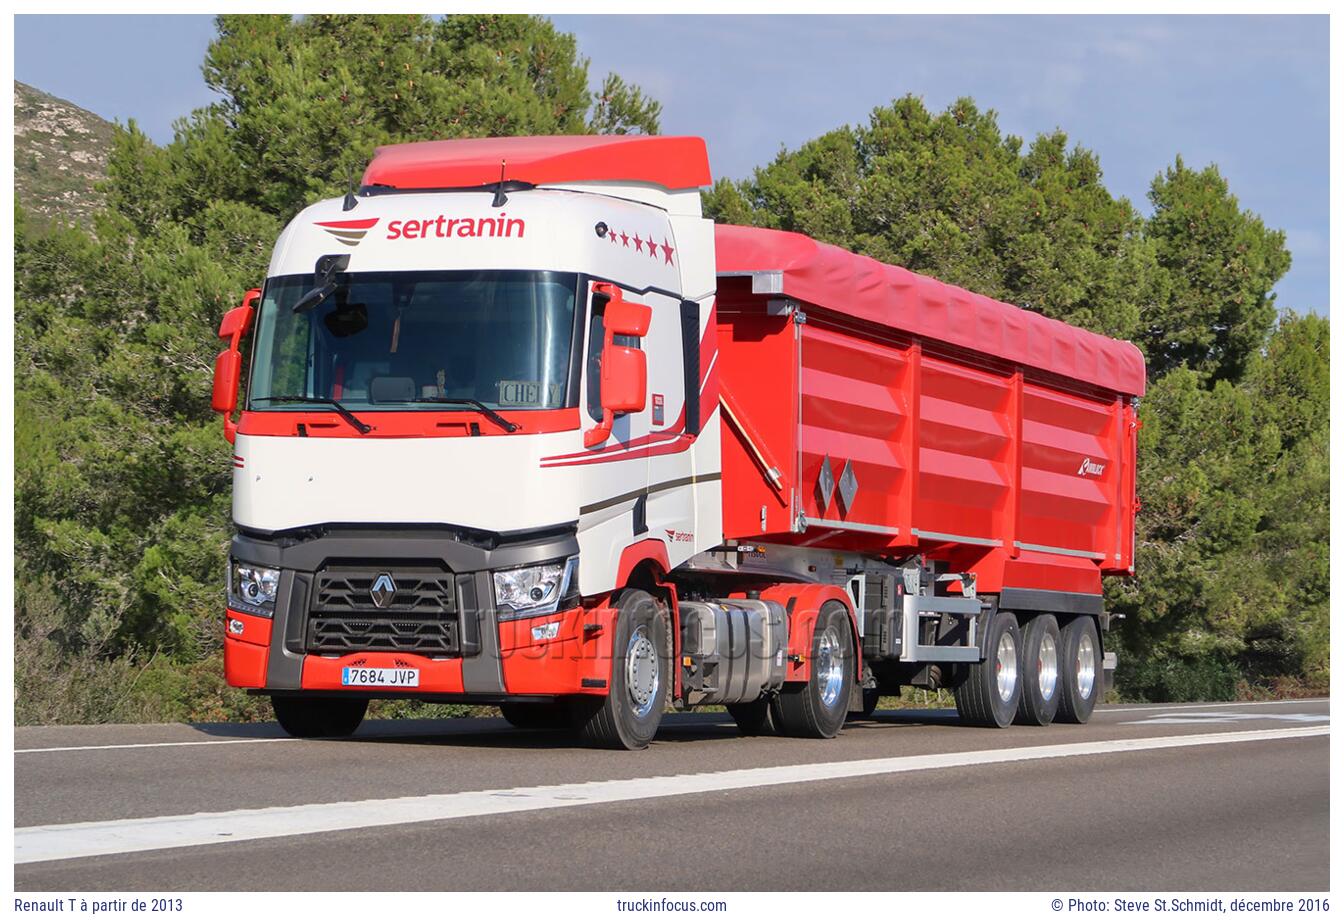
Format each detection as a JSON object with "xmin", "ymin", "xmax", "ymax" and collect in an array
[{"xmin": 585, "ymin": 293, "xmax": 607, "ymax": 422}]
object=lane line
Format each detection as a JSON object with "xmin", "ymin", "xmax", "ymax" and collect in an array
[
  {"xmin": 15, "ymin": 726, "xmax": 1327, "ymax": 865},
  {"xmin": 16, "ymin": 737, "xmax": 299, "ymax": 754},
  {"xmin": 1101, "ymin": 699, "xmax": 1329, "ymax": 714}
]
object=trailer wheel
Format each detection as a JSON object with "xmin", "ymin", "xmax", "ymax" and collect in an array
[
  {"xmin": 271, "ymin": 696, "xmax": 367, "ymax": 738},
  {"xmin": 499, "ymin": 702, "xmax": 568, "ymax": 730},
  {"xmin": 770, "ymin": 601, "xmax": 854, "ymax": 739},
  {"xmin": 1014, "ymin": 614, "xmax": 1062, "ymax": 726},
  {"xmin": 569, "ymin": 588, "xmax": 670, "ymax": 750},
  {"xmin": 953, "ymin": 611, "xmax": 1022, "ymax": 728},
  {"xmin": 726, "ymin": 699, "xmax": 772, "ymax": 735},
  {"xmin": 1057, "ymin": 616, "xmax": 1100, "ymax": 724}
]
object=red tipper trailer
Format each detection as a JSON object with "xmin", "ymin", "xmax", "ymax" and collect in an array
[{"xmin": 215, "ymin": 134, "xmax": 1143, "ymax": 748}]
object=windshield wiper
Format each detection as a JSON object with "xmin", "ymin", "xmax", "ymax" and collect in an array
[
  {"xmin": 253, "ymin": 396, "xmax": 372, "ymax": 434},
  {"xmin": 407, "ymin": 397, "xmax": 520, "ymax": 433}
]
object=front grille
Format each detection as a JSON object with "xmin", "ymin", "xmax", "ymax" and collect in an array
[
  {"xmin": 312, "ymin": 566, "xmax": 454, "ymax": 616},
  {"xmin": 307, "ymin": 564, "xmax": 459, "ymax": 656},
  {"xmin": 308, "ymin": 617, "xmax": 459, "ymax": 655}
]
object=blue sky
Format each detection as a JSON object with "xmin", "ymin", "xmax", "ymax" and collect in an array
[{"xmin": 15, "ymin": 14, "xmax": 1329, "ymax": 316}]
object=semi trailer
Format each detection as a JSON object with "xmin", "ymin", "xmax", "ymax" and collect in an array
[{"xmin": 213, "ymin": 135, "xmax": 1144, "ymax": 749}]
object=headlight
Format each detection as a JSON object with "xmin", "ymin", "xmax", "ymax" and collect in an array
[
  {"xmin": 493, "ymin": 556, "xmax": 578, "ymax": 620},
  {"xmin": 229, "ymin": 561, "xmax": 280, "ymax": 617}
]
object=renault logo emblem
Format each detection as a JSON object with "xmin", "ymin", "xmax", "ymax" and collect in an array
[{"xmin": 369, "ymin": 573, "xmax": 397, "ymax": 608}]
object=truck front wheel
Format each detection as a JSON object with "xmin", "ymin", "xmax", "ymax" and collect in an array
[
  {"xmin": 771, "ymin": 601, "xmax": 854, "ymax": 739},
  {"xmin": 954, "ymin": 611, "xmax": 1023, "ymax": 728},
  {"xmin": 569, "ymin": 588, "xmax": 670, "ymax": 750},
  {"xmin": 271, "ymin": 696, "xmax": 367, "ymax": 738}
]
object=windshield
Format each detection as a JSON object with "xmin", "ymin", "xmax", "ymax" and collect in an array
[{"xmin": 248, "ymin": 270, "xmax": 580, "ymax": 411}]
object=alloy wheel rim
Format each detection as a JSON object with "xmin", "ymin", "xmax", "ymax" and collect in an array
[
  {"xmin": 1038, "ymin": 633, "xmax": 1059, "ymax": 701},
  {"xmin": 625, "ymin": 626, "xmax": 660, "ymax": 719},
  {"xmin": 816, "ymin": 627, "xmax": 845, "ymax": 708},
  {"xmin": 995, "ymin": 630, "xmax": 1018, "ymax": 703},
  {"xmin": 1076, "ymin": 631, "xmax": 1097, "ymax": 700}
]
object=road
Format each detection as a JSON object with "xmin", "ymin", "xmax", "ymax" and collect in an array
[{"xmin": 14, "ymin": 699, "xmax": 1329, "ymax": 891}]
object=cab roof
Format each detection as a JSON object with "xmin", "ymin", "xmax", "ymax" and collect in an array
[{"xmin": 361, "ymin": 135, "xmax": 712, "ymax": 192}]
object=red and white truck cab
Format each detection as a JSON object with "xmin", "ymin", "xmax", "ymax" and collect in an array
[{"xmin": 215, "ymin": 135, "xmax": 1143, "ymax": 749}]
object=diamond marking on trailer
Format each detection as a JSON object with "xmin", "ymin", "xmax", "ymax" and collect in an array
[
  {"xmin": 837, "ymin": 459, "xmax": 858, "ymax": 514},
  {"xmin": 817, "ymin": 455, "xmax": 836, "ymax": 512}
]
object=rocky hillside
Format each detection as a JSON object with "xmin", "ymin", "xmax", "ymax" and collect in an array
[{"xmin": 15, "ymin": 81, "xmax": 116, "ymax": 230}]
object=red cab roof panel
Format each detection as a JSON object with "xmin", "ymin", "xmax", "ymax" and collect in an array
[
  {"xmin": 362, "ymin": 135, "xmax": 712, "ymax": 192},
  {"xmin": 715, "ymin": 224, "xmax": 1146, "ymax": 397}
]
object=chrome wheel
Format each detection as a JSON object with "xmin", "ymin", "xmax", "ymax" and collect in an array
[
  {"xmin": 1075, "ymin": 630, "xmax": 1097, "ymax": 700},
  {"xmin": 625, "ymin": 626, "xmax": 660, "ymax": 719},
  {"xmin": 1037, "ymin": 632, "xmax": 1059, "ymax": 701},
  {"xmin": 816, "ymin": 626, "xmax": 846, "ymax": 708},
  {"xmin": 995, "ymin": 630, "xmax": 1019, "ymax": 703}
]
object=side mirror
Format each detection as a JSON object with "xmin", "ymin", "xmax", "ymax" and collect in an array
[
  {"xmin": 213, "ymin": 288, "xmax": 260, "ymax": 443},
  {"xmin": 584, "ymin": 284, "xmax": 652, "ymax": 448}
]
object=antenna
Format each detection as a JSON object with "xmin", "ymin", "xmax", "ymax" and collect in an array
[
  {"xmin": 492, "ymin": 159, "xmax": 508, "ymax": 208},
  {"xmin": 342, "ymin": 164, "xmax": 359, "ymax": 211}
]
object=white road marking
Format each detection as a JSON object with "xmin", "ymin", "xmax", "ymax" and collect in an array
[
  {"xmin": 16, "ymin": 737, "xmax": 298, "ymax": 754},
  {"xmin": 15, "ymin": 725, "xmax": 1327, "ymax": 865},
  {"xmin": 1122, "ymin": 711, "xmax": 1329, "ymax": 725},
  {"xmin": 1102, "ymin": 698, "xmax": 1328, "ymax": 714}
]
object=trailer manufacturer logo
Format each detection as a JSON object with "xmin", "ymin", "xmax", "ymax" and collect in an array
[
  {"xmin": 369, "ymin": 573, "xmax": 398, "ymax": 608},
  {"xmin": 314, "ymin": 218, "xmax": 381, "ymax": 247},
  {"xmin": 665, "ymin": 529, "xmax": 694, "ymax": 543},
  {"xmin": 1077, "ymin": 458, "xmax": 1106, "ymax": 477}
]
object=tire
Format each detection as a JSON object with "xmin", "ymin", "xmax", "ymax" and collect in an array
[
  {"xmin": 954, "ymin": 611, "xmax": 1023, "ymax": 728},
  {"xmin": 726, "ymin": 699, "xmax": 772, "ymax": 735},
  {"xmin": 770, "ymin": 601, "xmax": 854, "ymax": 739},
  {"xmin": 1057, "ymin": 616, "xmax": 1101, "ymax": 724},
  {"xmin": 568, "ymin": 588, "xmax": 670, "ymax": 750},
  {"xmin": 499, "ymin": 702, "xmax": 567, "ymax": 730},
  {"xmin": 847, "ymin": 687, "xmax": 881, "ymax": 721},
  {"xmin": 1014, "ymin": 614, "xmax": 1062, "ymax": 726},
  {"xmin": 272, "ymin": 696, "xmax": 368, "ymax": 738}
]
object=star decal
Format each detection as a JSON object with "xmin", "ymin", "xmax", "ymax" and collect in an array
[
  {"xmin": 661, "ymin": 238, "xmax": 675, "ymax": 265},
  {"xmin": 633, "ymin": 235, "xmax": 644, "ymax": 253},
  {"xmin": 646, "ymin": 235, "xmax": 658, "ymax": 258},
  {"xmin": 620, "ymin": 230, "xmax": 630, "ymax": 247},
  {"xmin": 608, "ymin": 228, "xmax": 619, "ymax": 244}
]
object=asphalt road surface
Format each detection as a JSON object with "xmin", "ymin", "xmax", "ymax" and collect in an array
[{"xmin": 14, "ymin": 699, "xmax": 1329, "ymax": 891}]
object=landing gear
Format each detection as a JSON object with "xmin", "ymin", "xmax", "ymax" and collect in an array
[
  {"xmin": 569, "ymin": 588, "xmax": 670, "ymax": 750},
  {"xmin": 271, "ymin": 696, "xmax": 368, "ymax": 738},
  {"xmin": 954, "ymin": 611, "xmax": 1022, "ymax": 728}
]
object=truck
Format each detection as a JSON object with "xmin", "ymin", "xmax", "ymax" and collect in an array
[{"xmin": 213, "ymin": 134, "xmax": 1144, "ymax": 750}]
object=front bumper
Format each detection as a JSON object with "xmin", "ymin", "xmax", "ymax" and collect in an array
[{"xmin": 224, "ymin": 524, "xmax": 615, "ymax": 698}]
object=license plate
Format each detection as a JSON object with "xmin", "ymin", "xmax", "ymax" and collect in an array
[{"xmin": 341, "ymin": 667, "xmax": 420, "ymax": 688}]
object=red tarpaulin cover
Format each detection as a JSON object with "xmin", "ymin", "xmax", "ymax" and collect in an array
[{"xmin": 715, "ymin": 224, "xmax": 1146, "ymax": 397}]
